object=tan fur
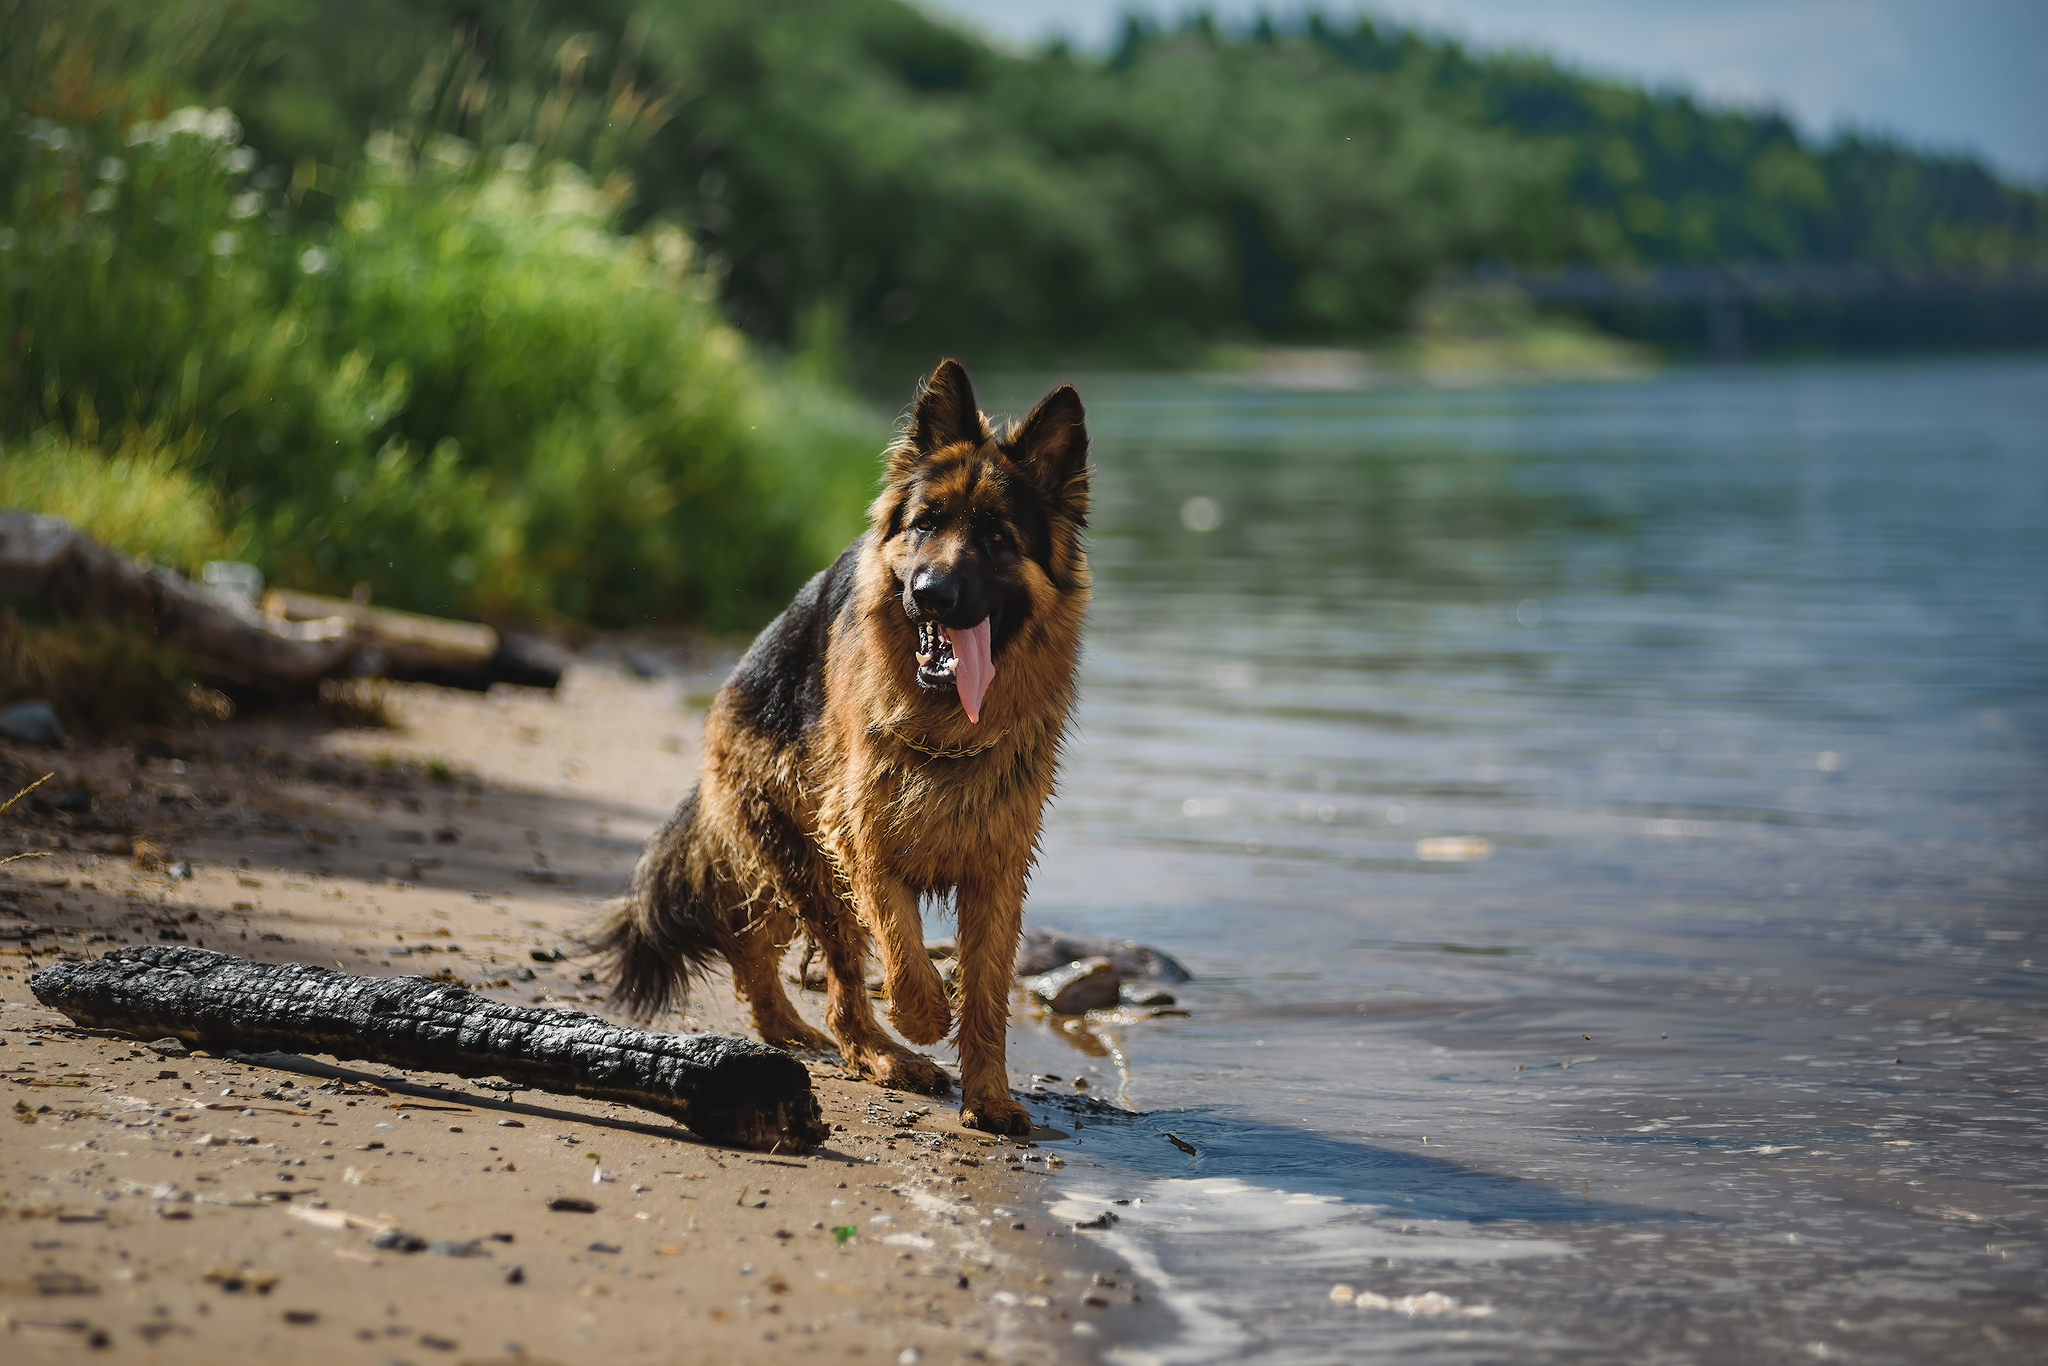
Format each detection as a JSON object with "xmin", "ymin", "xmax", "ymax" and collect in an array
[{"xmin": 600, "ymin": 360, "xmax": 1089, "ymax": 1135}]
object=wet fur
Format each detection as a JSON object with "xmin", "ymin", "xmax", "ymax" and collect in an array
[{"xmin": 597, "ymin": 360, "xmax": 1089, "ymax": 1134}]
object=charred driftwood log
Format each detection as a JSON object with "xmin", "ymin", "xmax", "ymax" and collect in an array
[
  {"xmin": 0, "ymin": 511, "xmax": 355, "ymax": 687},
  {"xmin": 30, "ymin": 947, "xmax": 827, "ymax": 1153}
]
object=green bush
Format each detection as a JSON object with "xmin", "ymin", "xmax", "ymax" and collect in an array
[
  {"xmin": 0, "ymin": 55, "xmax": 882, "ymax": 627},
  {"xmin": 217, "ymin": 136, "xmax": 880, "ymax": 624}
]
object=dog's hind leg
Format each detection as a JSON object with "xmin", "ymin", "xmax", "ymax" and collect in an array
[
  {"xmin": 866, "ymin": 874, "xmax": 952, "ymax": 1047},
  {"xmin": 796, "ymin": 884, "xmax": 953, "ymax": 1097},
  {"xmin": 726, "ymin": 899, "xmax": 832, "ymax": 1052}
]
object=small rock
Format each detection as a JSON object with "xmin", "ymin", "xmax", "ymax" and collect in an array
[
  {"xmin": 39, "ymin": 783, "xmax": 91, "ymax": 814},
  {"xmin": 146, "ymin": 1037, "xmax": 191, "ymax": 1057},
  {"xmin": 167, "ymin": 861, "xmax": 194, "ymax": 881},
  {"xmin": 1073, "ymin": 1210, "xmax": 1119, "ymax": 1230},
  {"xmin": 586, "ymin": 1241, "xmax": 621, "ymax": 1254},
  {"xmin": 0, "ymin": 700, "xmax": 65, "ymax": 748},
  {"xmin": 428, "ymin": 1239, "xmax": 485, "ymax": 1257},
  {"xmin": 513, "ymin": 968, "xmax": 537, "ymax": 982},
  {"xmin": 530, "ymin": 949, "xmax": 566, "ymax": 963},
  {"xmin": 368, "ymin": 1229, "xmax": 428, "ymax": 1253},
  {"xmin": 1025, "ymin": 957, "xmax": 1120, "ymax": 1014},
  {"xmin": 497, "ymin": 1119, "xmax": 524, "ymax": 1128},
  {"xmin": 492, "ymin": 632, "xmax": 566, "ymax": 689},
  {"xmin": 1120, "ymin": 985, "xmax": 1177, "ymax": 1007},
  {"xmin": 547, "ymin": 1197, "xmax": 597, "ymax": 1213},
  {"xmin": 1016, "ymin": 926, "xmax": 1191, "ymax": 983}
]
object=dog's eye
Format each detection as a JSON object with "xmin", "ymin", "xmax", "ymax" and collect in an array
[
  {"xmin": 911, "ymin": 514, "xmax": 937, "ymax": 534},
  {"xmin": 987, "ymin": 529, "xmax": 1006, "ymax": 546}
]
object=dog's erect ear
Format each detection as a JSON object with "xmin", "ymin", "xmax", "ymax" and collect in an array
[
  {"xmin": 1007, "ymin": 383, "xmax": 1090, "ymax": 523},
  {"xmin": 910, "ymin": 358, "xmax": 986, "ymax": 456}
]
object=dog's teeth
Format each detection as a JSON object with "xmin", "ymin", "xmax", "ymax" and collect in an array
[{"xmin": 916, "ymin": 652, "xmax": 930, "ymax": 667}]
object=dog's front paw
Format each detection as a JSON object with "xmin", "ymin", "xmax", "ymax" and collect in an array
[
  {"xmin": 961, "ymin": 1093, "xmax": 1033, "ymax": 1136},
  {"xmin": 886, "ymin": 963, "xmax": 952, "ymax": 1045}
]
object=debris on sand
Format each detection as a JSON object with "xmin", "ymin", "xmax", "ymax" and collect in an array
[
  {"xmin": 0, "ymin": 512, "xmax": 561, "ymax": 693},
  {"xmin": 0, "ymin": 511, "xmax": 354, "ymax": 686}
]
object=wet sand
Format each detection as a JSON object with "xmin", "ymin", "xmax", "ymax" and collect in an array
[{"xmin": 1, "ymin": 663, "xmax": 1160, "ymax": 1363}]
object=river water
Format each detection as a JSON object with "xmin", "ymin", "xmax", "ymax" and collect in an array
[{"xmin": 976, "ymin": 358, "xmax": 2048, "ymax": 1364}]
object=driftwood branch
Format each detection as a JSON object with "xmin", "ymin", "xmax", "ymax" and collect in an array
[
  {"xmin": 264, "ymin": 589, "xmax": 497, "ymax": 676},
  {"xmin": 264, "ymin": 587, "xmax": 565, "ymax": 690},
  {"xmin": 0, "ymin": 511, "xmax": 355, "ymax": 687},
  {"xmin": 30, "ymin": 947, "xmax": 828, "ymax": 1153}
]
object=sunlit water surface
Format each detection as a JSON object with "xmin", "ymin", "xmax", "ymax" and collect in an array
[{"xmin": 971, "ymin": 358, "xmax": 2047, "ymax": 1364}]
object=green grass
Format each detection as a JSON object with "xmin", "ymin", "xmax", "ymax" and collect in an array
[{"xmin": 0, "ymin": 429, "xmax": 239, "ymax": 573}]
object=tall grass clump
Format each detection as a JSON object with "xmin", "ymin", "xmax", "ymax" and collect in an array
[
  {"xmin": 0, "ymin": 428, "xmax": 240, "ymax": 573},
  {"xmin": 0, "ymin": 608, "xmax": 194, "ymax": 735},
  {"xmin": 1, "ymin": 6, "xmax": 884, "ymax": 629}
]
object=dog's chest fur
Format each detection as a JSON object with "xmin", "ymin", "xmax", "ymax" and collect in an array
[{"xmin": 806, "ymin": 551, "xmax": 1082, "ymax": 891}]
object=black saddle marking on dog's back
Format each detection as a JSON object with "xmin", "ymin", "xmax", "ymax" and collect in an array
[{"xmin": 726, "ymin": 536, "xmax": 865, "ymax": 744}]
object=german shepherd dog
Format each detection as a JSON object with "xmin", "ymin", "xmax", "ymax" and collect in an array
[{"xmin": 598, "ymin": 360, "xmax": 1089, "ymax": 1135}]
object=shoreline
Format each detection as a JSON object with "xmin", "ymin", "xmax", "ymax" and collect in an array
[{"xmin": 1, "ymin": 664, "xmax": 1170, "ymax": 1363}]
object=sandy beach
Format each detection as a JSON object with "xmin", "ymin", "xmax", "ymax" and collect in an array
[{"xmin": 1, "ymin": 659, "xmax": 1160, "ymax": 1364}]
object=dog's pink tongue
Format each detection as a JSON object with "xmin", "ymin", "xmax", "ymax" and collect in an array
[{"xmin": 945, "ymin": 619, "xmax": 995, "ymax": 723}]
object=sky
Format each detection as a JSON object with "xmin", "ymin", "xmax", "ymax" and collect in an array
[{"xmin": 918, "ymin": 0, "xmax": 2048, "ymax": 185}]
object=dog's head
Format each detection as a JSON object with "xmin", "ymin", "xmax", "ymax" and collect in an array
[{"xmin": 871, "ymin": 359, "xmax": 1090, "ymax": 722}]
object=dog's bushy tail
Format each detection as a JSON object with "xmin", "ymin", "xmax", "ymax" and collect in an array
[{"xmin": 591, "ymin": 789, "xmax": 735, "ymax": 1021}]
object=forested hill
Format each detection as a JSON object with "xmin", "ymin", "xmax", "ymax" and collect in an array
[{"xmin": 19, "ymin": 0, "xmax": 2048, "ymax": 363}]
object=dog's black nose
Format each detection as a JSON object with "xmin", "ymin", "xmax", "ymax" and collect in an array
[{"xmin": 910, "ymin": 569, "xmax": 962, "ymax": 618}]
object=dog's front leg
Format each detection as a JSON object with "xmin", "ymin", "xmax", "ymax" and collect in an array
[
  {"xmin": 861, "ymin": 870, "xmax": 953, "ymax": 1047},
  {"xmin": 954, "ymin": 871, "xmax": 1032, "ymax": 1136}
]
